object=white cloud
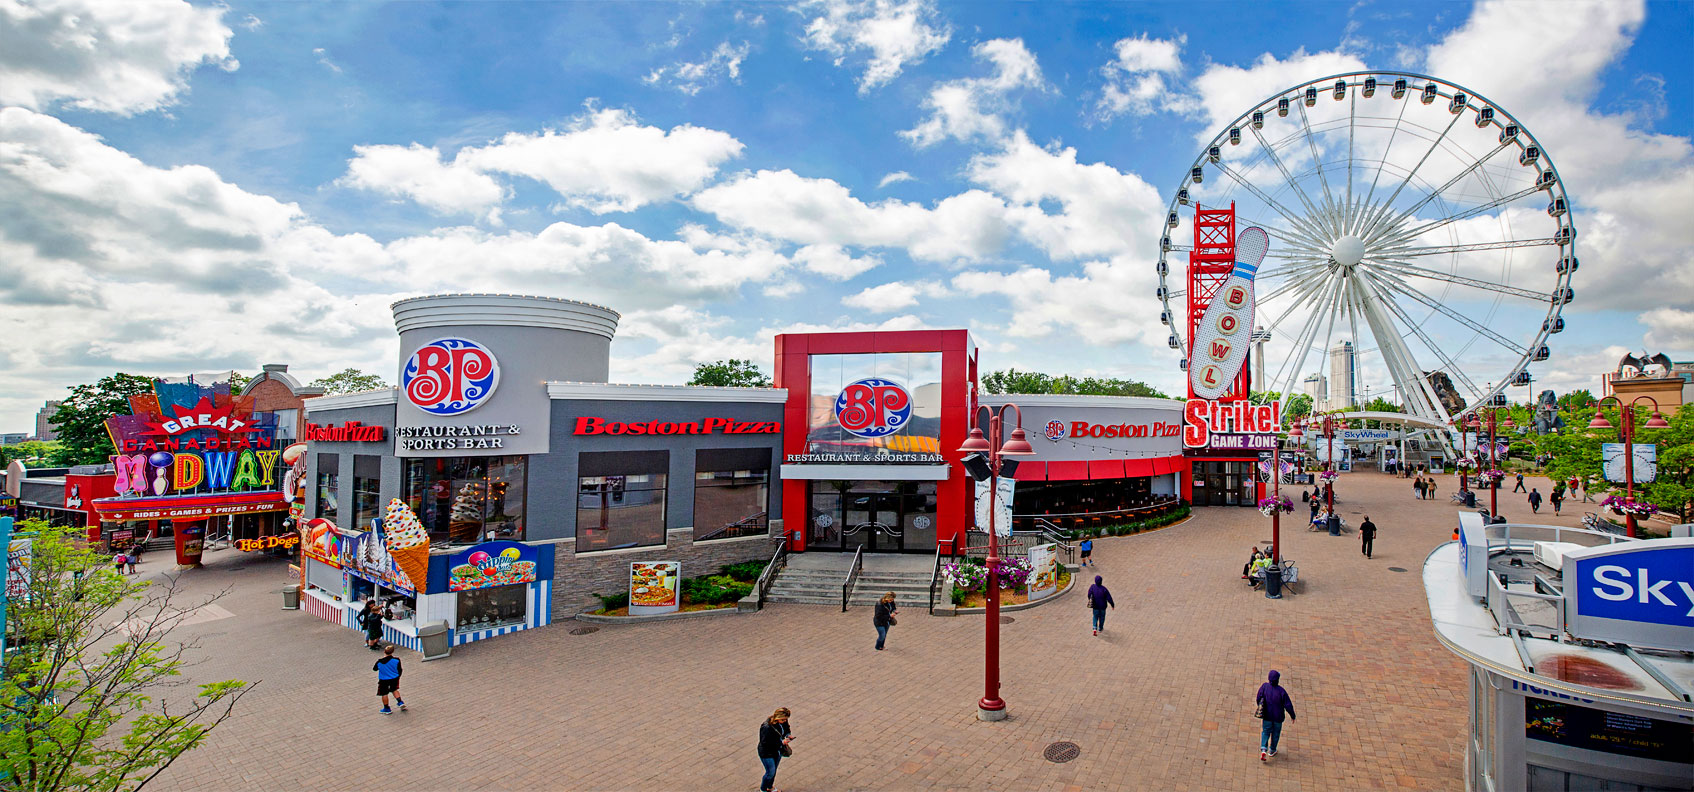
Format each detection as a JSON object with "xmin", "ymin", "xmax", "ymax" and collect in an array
[
  {"xmin": 1187, "ymin": 48, "xmax": 1367, "ymax": 134},
  {"xmin": 799, "ymin": 0, "xmax": 950, "ymax": 93},
  {"xmin": 645, "ymin": 40, "xmax": 751, "ymax": 95},
  {"xmin": 902, "ymin": 38, "xmax": 1045, "ymax": 148},
  {"xmin": 341, "ymin": 108, "xmax": 745, "ymax": 216},
  {"xmin": 1095, "ymin": 34, "xmax": 1192, "ymax": 120},
  {"xmin": 1642, "ymin": 308, "xmax": 1694, "ymax": 351},
  {"xmin": 692, "ymin": 168, "xmax": 1013, "ymax": 262},
  {"xmin": 0, "ymin": 0, "xmax": 237, "ymax": 115},
  {"xmin": 841, "ymin": 280, "xmax": 947, "ymax": 311},
  {"xmin": 339, "ymin": 143, "xmax": 506, "ymax": 218},
  {"xmin": 968, "ymin": 132, "xmax": 1164, "ymax": 261},
  {"xmin": 878, "ymin": 170, "xmax": 914, "ymax": 188},
  {"xmin": 313, "ymin": 47, "xmax": 343, "ymax": 74},
  {"xmin": 793, "ymin": 244, "xmax": 881, "ymax": 279}
]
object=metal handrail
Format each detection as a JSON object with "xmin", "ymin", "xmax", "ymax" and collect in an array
[
  {"xmin": 842, "ymin": 545, "xmax": 864, "ymax": 612},
  {"xmin": 752, "ymin": 532, "xmax": 791, "ymax": 609}
]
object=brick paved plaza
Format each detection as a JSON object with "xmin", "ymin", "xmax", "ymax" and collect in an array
[{"xmin": 142, "ymin": 471, "xmax": 1601, "ymax": 791}]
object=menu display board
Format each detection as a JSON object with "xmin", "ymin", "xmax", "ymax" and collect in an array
[
  {"xmin": 1525, "ymin": 698, "xmax": 1692, "ymax": 763},
  {"xmin": 628, "ymin": 561, "xmax": 680, "ymax": 615},
  {"xmin": 1028, "ymin": 544, "xmax": 1057, "ymax": 601}
]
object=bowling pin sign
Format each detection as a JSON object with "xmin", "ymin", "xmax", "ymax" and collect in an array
[{"xmin": 1188, "ymin": 227, "xmax": 1269, "ymax": 400}]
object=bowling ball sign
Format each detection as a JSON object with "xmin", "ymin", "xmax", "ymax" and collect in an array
[
  {"xmin": 834, "ymin": 378, "xmax": 912, "ymax": 439},
  {"xmin": 403, "ymin": 337, "xmax": 501, "ymax": 416}
]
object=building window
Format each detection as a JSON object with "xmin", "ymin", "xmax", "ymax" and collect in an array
[
  {"xmin": 353, "ymin": 455, "xmax": 382, "ymax": 531},
  {"xmin": 272, "ymin": 408, "xmax": 299, "ymax": 441},
  {"xmin": 694, "ymin": 448, "xmax": 770, "ymax": 541},
  {"xmin": 577, "ymin": 451, "xmax": 667, "ymax": 552},
  {"xmin": 457, "ymin": 584, "xmax": 527, "ymax": 631},
  {"xmin": 404, "ymin": 456, "xmax": 528, "ymax": 544},
  {"xmin": 316, "ymin": 454, "xmax": 339, "ymax": 523}
]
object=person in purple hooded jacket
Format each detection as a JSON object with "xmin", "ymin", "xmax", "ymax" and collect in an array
[
  {"xmin": 1256, "ymin": 669, "xmax": 1297, "ymax": 761},
  {"xmin": 1086, "ymin": 575, "xmax": 1114, "ymax": 636}
]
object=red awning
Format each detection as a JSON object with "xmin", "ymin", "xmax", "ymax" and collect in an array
[
  {"xmin": 1125, "ymin": 459, "xmax": 1155, "ymax": 477},
  {"xmin": 1088, "ymin": 459, "xmax": 1125, "ymax": 479},
  {"xmin": 1046, "ymin": 461, "xmax": 1090, "ymax": 481},
  {"xmin": 1011, "ymin": 461, "xmax": 1045, "ymax": 481}
]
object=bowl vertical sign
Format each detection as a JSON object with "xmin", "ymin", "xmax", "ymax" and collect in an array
[
  {"xmin": 403, "ymin": 338, "xmax": 501, "ymax": 416},
  {"xmin": 629, "ymin": 561, "xmax": 680, "ymax": 615},
  {"xmin": 1189, "ymin": 227, "xmax": 1268, "ymax": 399}
]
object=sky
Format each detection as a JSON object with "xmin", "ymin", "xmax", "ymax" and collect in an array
[{"xmin": 2, "ymin": 0, "xmax": 1691, "ymax": 434}]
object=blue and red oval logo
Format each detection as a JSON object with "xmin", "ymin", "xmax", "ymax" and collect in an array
[
  {"xmin": 402, "ymin": 337, "xmax": 500, "ymax": 416},
  {"xmin": 834, "ymin": 378, "xmax": 912, "ymax": 438},
  {"xmin": 1044, "ymin": 419, "xmax": 1066, "ymax": 442}
]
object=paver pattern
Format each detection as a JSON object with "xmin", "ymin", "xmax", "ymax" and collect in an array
[{"xmin": 140, "ymin": 471, "xmax": 1593, "ymax": 791}]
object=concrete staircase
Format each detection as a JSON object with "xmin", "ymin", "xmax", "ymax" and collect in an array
[{"xmin": 763, "ymin": 554, "xmax": 938, "ymax": 610}]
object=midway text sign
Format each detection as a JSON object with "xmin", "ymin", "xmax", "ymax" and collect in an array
[{"xmin": 1562, "ymin": 538, "xmax": 1693, "ymax": 652}]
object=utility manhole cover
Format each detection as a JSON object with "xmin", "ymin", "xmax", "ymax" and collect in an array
[
  {"xmin": 1388, "ymin": 567, "xmax": 1408, "ymax": 573},
  {"xmin": 569, "ymin": 626, "xmax": 599, "ymax": 635},
  {"xmin": 1043, "ymin": 741, "xmax": 1080, "ymax": 763},
  {"xmin": 1000, "ymin": 616, "xmax": 1015, "ymax": 624}
]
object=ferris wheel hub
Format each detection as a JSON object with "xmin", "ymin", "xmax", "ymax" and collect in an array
[{"xmin": 1330, "ymin": 235, "xmax": 1366, "ymax": 268}]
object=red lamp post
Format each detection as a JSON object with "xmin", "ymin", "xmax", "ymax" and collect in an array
[
  {"xmin": 958, "ymin": 403, "xmax": 1034, "ymax": 722},
  {"xmin": 1587, "ymin": 396, "xmax": 1669, "ymax": 538},
  {"xmin": 1280, "ymin": 426, "xmax": 1304, "ymax": 563},
  {"xmin": 1463, "ymin": 407, "xmax": 1515, "ymax": 519},
  {"xmin": 1319, "ymin": 414, "xmax": 1337, "ymax": 511}
]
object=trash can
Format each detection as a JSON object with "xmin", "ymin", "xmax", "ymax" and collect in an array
[
  {"xmin": 1463, "ymin": 490, "xmax": 1477, "ymax": 508},
  {"xmin": 1264, "ymin": 564, "xmax": 1283, "ymax": 599},
  {"xmin": 418, "ymin": 621, "xmax": 451, "ymax": 661},
  {"xmin": 281, "ymin": 584, "xmax": 300, "ymax": 610},
  {"xmin": 1328, "ymin": 515, "xmax": 1341, "ymax": 536}
]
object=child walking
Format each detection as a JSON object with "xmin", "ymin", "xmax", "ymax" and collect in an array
[{"xmin": 374, "ymin": 645, "xmax": 406, "ymax": 714}]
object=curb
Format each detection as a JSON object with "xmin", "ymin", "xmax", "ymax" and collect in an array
[
  {"xmin": 951, "ymin": 564, "xmax": 1080, "ymax": 616},
  {"xmin": 574, "ymin": 605, "xmax": 744, "ymax": 625}
]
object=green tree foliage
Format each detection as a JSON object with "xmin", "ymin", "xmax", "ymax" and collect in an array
[
  {"xmin": 1, "ymin": 440, "xmax": 60, "ymax": 467},
  {"xmin": 1557, "ymin": 389, "xmax": 1596, "ymax": 413},
  {"xmin": 308, "ymin": 368, "xmax": 388, "ymax": 395},
  {"xmin": 1361, "ymin": 396, "xmax": 1402, "ymax": 414},
  {"xmin": 687, "ymin": 359, "xmax": 772, "ymax": 388},
  {"xmin": 1535, "ymin": 405, "xmax": 1694, "ymax": 523},
  {"xmin": 48, "ymin": 374, "xmax": 156, "ymax": 467},
  {"xmin": 0, "ymin": 521, "xmax": 251, "ymax": 791},
  {"xmin": 226, "ymin": 371, "xmax": 253, "ymax": 393},
  {"xmin": 1282, "ymin": 393, "xmax": 1313, "ymax": 422},
  {"xmin": 981, "ymin": 369, "xmax": 1171, "ymax": 399}
]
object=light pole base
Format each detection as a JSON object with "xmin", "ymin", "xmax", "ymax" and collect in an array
[{"xmin": 977, "ymin": 705, "xmax": 1008, "ymax": 722}]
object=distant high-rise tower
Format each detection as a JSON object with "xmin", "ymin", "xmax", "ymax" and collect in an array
[
  {"xmin": 1329, "ymin": 341, "xmax": 1356, "ymax": 409},
  {"xmin": 35, "ymin": 400, "xmax": 62, "ymax": 441},
  {"xmin": 1302, "ymin": 373, "xmax": 1327, "ymax": 405}
]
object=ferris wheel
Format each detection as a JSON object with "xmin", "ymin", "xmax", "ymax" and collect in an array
[{"xmin": 1156, "ymin": 71, "xmax": 1576, "ymax": 427}]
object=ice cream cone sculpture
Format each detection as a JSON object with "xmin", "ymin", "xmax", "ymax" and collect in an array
[
  {"xmin": 1189, "ymin": 226, "xmax": 1269, "ymax": 399},
  {"xmin": 382, "ymin": 498, "xmax": 431, "ymax": 591}
]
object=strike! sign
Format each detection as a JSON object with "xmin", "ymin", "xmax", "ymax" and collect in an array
[
  {"xmin": 402, "ymin": 337, "xmax": 501, "ymax": 416},
  {"xmin": 834, "ymin": 378, "xmax": 912, "ymax": 439}
]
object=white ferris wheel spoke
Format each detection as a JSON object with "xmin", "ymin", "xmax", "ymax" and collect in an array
[
  {"xmin": 1378, "ymin": 183, "xmax": 1545, "ymax": 248},
  {"xmin": 1369, "ymin": 258, "xmax": 1546, "ymax": 301},
  {"xmin": 1358, "ymin": 267, "xmax": 1484, "ymax": 397},
  {"xmin": 1217, "ymin": 162, "xmax": 1332, "ymax": 244},
  {"xmin": 1238, "ymin": 212, "xmax": 1331, "ymax": 254},
  {"xmin": 1294, "ymin": 101, "xmax": 1340, "ymax": 236},
  {"xmin": 1271, "ymin": 272, "xmax": 1344, "ymax": 402},
  {"xmin": 1363, "ymin": 140, "xmax": 1515, "ymax": 248},
  {"xmin": 1367, "ymin": 267, "xmax": 1526, "ymax": 353},
  {"xmin": 1248, "ymin": 124, "xmax": 1327, "ymax": 225},
  {"xmin": 1376, "ymin": 236, "xmax": 1561, "ymax": 259},
  {"xmin": 1354, "ymin": 92, "xmax": 1414, "ymax": 236},
  {"xmin": 1355, "ymin": 110, "xmax": 1467, "ymax": 246}
]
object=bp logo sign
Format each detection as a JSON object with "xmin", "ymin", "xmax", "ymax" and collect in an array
[
  {"xmin": 402, "ymin": 337, "xmax": 501, "ymax": 416},
  {"xmin": 1044, "ymin": 419, "xmax": 1066, "ymax": 442},
  {"xmin": 834, "ymin": 378, "xmax": 911, "ymax": 438}
]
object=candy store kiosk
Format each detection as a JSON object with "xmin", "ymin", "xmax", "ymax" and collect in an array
[
  {"xmin": 299, "ymin": 518, "xmax": 355, "ymax": 628},
  {"xmin": 341, "ymin": 528, "xmax": 429, "ymax": 652},
  {"xmin": 437, "ymin": 540, "xmax": 555, "ymax": 646}
]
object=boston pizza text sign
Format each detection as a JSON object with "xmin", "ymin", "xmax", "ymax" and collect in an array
[
  {"xmin": 1183, "ymin": 399, "xmax": 1281, "ymax": 449},
  {"xmin": 304, "ymin": 421, "xmax": 386, "ymax": 442},
  {"xmin": 573, "ymin": 417, "xmax": 779, "ymax": 436}
]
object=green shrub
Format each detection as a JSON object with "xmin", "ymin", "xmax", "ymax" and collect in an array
[
  {"xmin": 950, "ymin": 586, "xmax": 967, "ymax": 606},
  {"xmin": 681, "ymin": 574, "xmax": 753, "ymax": 606},
  {"xmin": 719, "ymin": 560, "xmax": 769, "ymax": 583},
  {"xmin": 593, "ymin": 591, "xmax": 628, "ymax": 611}
]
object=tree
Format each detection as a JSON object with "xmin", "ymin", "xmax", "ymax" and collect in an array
[
  {"xmin": 687, "ymin": 359, "xmax": 771, "ymax": 388},
  {"xmin": 1, "ymin": 440, "xmax": 59, "ymax": 467},
  {"xmin": 1557, "ymin": 389, "xmax": 1596, "ymax": 414},
  {"xmin": 1282, "ymin": 393, "xmax": 1313, "ymax": 423},
  {"xmin": 981, "ymin": 369, "xmax": 1172, "ymax": 399},
  {"xmin": 0, "ymin": 521, "xmax": 251, "ymax": 791},
  {"xmin": 308, "ymin": 368, "xmax": 388, "ymax": 395},
  {"xmin": 227, "ymin": 371, "xmax": 252, "ymax": 393},
  {"xmin": 48, "ymin": 374, "xmax": 156, "ymax": 467}
]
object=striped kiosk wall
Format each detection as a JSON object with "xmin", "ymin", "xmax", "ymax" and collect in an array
[{"xmin": 452, "ymin": 580, "xmax": 553, "ymax": 646}]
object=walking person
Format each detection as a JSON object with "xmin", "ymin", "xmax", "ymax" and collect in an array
[
  {"xmin": 1086, "ymin": 575, "xmax": 1114, "ymax": 636},
  {"xmin": 1359, "ymin": 515, "xmax": 1377, "ymax": 559},
  {"xmin": 757, "ymin": 708, "xmax": 793, "ymax": 792},
  {"xmin": 373, "ymin": 645, "xmax": 406, "ymax": 714},
  {"xmin": 1527, "ymin": 487, "xmax": 1542, "ymax": 514},
  {"xmin": 1551, "ymin": 483, "xmax": 1565, "ymax": 516},
  {"xmin": 1413, "ymin": 477, "xmax": 1424, "ymax": 500},
  {"xmin": 1079, "ymin": 535, "xmax": 1094, "ymax": 567},
  {"xmin": 1513, "ymin": 473, "xmax": 1527, "ymax": 493},
  {"xmin": 1426, "ymin": 478, "xmax": 1436, "ymax": 501},
  {"xmin": 1256, "ymin": 670, "xmax": 1297, "ymax": 761},
  {"xmin": 873, "ymin": 592, "xmax": 897, "ymax": 651},
  {"xmin": 1581, "ymin": 476, "xmax": 1595, "ymax": 502},
  {"xmin": 360, "ymin": 600, "xmax": 386, "ymax": 651}
]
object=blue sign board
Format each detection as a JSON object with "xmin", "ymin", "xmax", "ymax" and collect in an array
[{"xmin": 1563, "ymin": 538, "xmax": 1694, "ymax": 651}]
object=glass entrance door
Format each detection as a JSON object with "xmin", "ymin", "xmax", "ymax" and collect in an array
[
  {"xmin": 843, "ymin": 492, "xmax": 902, "ymax": 552},
  {"xmin": 809, "ymin": 481, "xmax": 934, "ymax": 552}
]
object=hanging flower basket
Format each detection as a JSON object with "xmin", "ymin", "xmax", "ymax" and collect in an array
[
  {"xmin": 1317, "ymin": 470, "xmax": 1339, "ymax": 483},
  {"xmin": 1256, "ymin": 496, "xmax": 1294, "ymax": 517},
  {"xmin": 1600, "ymin": 495, "xmax": 1659, "ymax": 518},
  {"xmin": 943, "ymin": 557, "xmax": 1032, "ymax": 591},
  {"xmin": 1454, "ymin": 457, "xmax": 1478, "ymax": 470},
  {"xmin": 1479, "ymin": 469, "xmax": 1506, "ymax": 483}
]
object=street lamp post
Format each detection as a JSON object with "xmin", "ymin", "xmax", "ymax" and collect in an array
[
  {"xmin": 1588, "ymin": 396, "xmax": 1669, "ymax": 538},
  {"xmin": 1464, "ymin": 407, "xmax": 1515, "ymax": 519},
  {"xmin": 1321, "ymin": 415, "xmax": 1337, "ymax": 512},
  {"xmin": 958, "ymin": 403, "xmax": 1034, "ymax": 722}
]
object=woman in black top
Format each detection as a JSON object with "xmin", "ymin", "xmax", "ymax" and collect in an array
[
  {"xmin": 873, "ymin": 592, "xmax": 897, "ymax": 651},
  {"xmin": 360, "ymin": 600, "xmax": 386, "ymax": 651},
  {"xmin": 757, "ymin": 707, "xmax": 792, "ymax": 792}
]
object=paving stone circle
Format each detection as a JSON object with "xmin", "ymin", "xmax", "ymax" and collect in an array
[
  {"xmin": 1388, "ymin": 567, "xmax": 1408, "ymax": 572},
  {"xmin": 1000, "ymin": 616, "xmax": 1015, "ymax": 624},
  {"xmin": 1043, "ymin": 741, "xmax": 1081, "ymax": 763},
  {"xmin": 569, "ymin": 626, "xmax": 599, "ymax": 635}
]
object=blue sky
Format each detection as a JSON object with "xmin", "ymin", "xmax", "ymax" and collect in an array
[{"xmin": 2, "ymin": 0, "xmax": 1691, "ymax": 432}]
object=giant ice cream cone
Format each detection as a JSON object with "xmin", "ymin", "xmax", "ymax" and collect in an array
[{"xmin": 383, "ymin": 499, "xmax": 431, "ymax": 591}]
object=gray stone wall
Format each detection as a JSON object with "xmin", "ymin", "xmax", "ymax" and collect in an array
[{"xmin": 548, "ymin": 519, "xmax": 785, "ymax": 614}]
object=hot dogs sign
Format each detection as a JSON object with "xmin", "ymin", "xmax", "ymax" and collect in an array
[{"xmin": 1189, "ymin": 227, "xmax": 1269, "ymax": 399}]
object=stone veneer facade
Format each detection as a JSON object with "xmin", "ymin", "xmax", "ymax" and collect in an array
[{"xmin": 546, "ymin": 521, "xmax": 784, "ymax": 613}]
